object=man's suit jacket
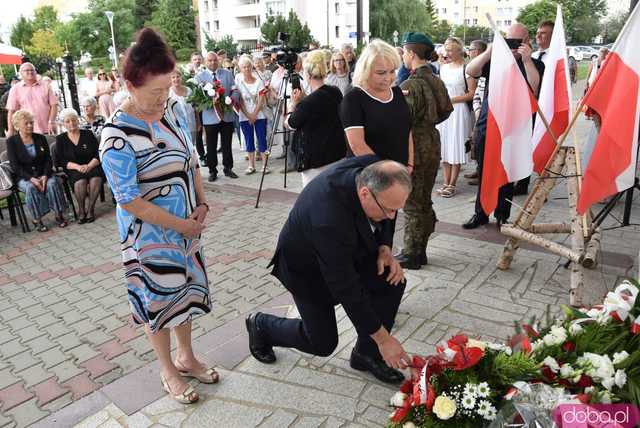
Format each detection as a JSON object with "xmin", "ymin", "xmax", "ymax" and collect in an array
[
  {"xmin": 195, "ymin": 67, "xmax": 238, "ymax": 125},
  {"xmin": 270, "ymin": 155, "xmax": 394, "ymax": 336}
]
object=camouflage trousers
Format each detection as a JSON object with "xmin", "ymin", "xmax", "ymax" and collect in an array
[{"xmin": 403, "ymin": 156, "xmax": 440, "ymax": 255}]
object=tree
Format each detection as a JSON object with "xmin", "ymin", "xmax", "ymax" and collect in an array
[
  {"xmin": 150, "ymin": 0, "xmax": 197, "ymax": 51},
  {"xmin": 370, "ymin": 0, "xmax": 431, "ymax": 44},
  {"xmin": 135, "ymin": 0, "xmax": 157, "ymax": 28},
  {"xmin": 260, "ymin": 10, "xmax": 316, "ymax": 49},
  {"xmin": 261, "ymin": 14, "xmax": 288, "ymax": 45},
  {"xmin": 204, "ymin": 33, "xmax": 238, "ymax": 57},
  {"xmin": 431, "ymin": 20, "xmax": 453, "ymax": 43},
  {"xmin": 517, "ymin": 0, "xmax": 607, "ymax": 43},
  {"xmin": 601, "ymin": 11, "xmax": 628, "ymax": 43},
  {"xmin": 10, "ymin": 16, "xmax": 34, "ymax": 51},
  {"xmin": 28, "ymin": 30, "xmax": 64, "ymax": 58},
  {"xmin": 32, "ymin": 6, "xmax": 60, "ymax": 32},
  {"xmin": 425, "ymin": 0, "xmax": 438, "ymax": 24},
  {"xmin": 453, "ymin": 25, "xmax": 492, "ymax": 43}
]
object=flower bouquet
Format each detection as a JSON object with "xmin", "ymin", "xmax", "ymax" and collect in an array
[
  {"xmin": 388, "ymin": 334, "xmax": 539, "ymax": 428},
  {"xmin": 181, "ymin": 71, "xmax": 234, "ymax": 118},
  {"xmin": 521, "ymin": 279, "xmax": 640, "ymax": 406}
]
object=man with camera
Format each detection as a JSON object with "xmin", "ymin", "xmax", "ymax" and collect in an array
[
  {"xmin": 246, "ymin": 156, "xmax": 412, "ymax": 384},
  {"xmin": 462, "ymin": 23, "xmax": 544, "ymax": 230}
]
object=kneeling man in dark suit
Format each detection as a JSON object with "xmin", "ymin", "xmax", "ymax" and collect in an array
[{"xmin": 246, "ymin": 155, "xmax": 412, "ymax": 384}]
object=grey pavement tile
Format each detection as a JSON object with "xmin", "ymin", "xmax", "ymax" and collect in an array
[
  {"xmin": 31, "ymin": 391, "xmax": 111, "ymax": 428},
  {"xmin": 293, "ymin": 416, "xmax": 327, "ymax": 427},
  {"xmin": 40, "ymin": 347, "xmax": 68, "ymax": 369},
  {"xmin": 0, "ymin": 330, "xmax": 15, "ymax": 346},
  {"xmin": 26, "ymin": 334, "xmax": 58, "ymax": 355},
  {"xmin": 236, "ymin": 348, "xmax": 300, "ymax": 380},
  {"xmin": 50, "ymin": 360, "xmax": 86, "ymax": 383},
  {"xmin": 258, "ymin": 409, "xmax": 297, "ymax": 428},
  {"xmin": 102, "ymin": 362, "xmax": 164, "ymax": 415},
  {"xmin": 4, "ymin": 351, "xmax": 40, "ymax": 373},
  {"xmin": 184, "ymin": 399, "xmax": 271, "ymax": 428},
  {"xmin": 15, "ymin": 363, "xmax": 53, "ymax": 388},
  {"xmin": 0, "ymin": 368, "xmax": 19, "ymax": 390},
  {"xmin": 5, "ymin": 398, "xmax": 49, "ymax": 428},
  {"xmin": 0, "ymin": 339, "xmax": 27, "ymax": 360},
  {"xmin": 285, "ymin": 366, "xmax": 366, "ymax": 398}
]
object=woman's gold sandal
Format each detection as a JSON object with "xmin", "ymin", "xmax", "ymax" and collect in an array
[{"xmin": 160, "ymin": 375, "xmax": 199, "ymax": 404}]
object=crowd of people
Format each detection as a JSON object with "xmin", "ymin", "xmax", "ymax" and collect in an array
[{"xmin": 0, "ymin": 18, "xmax": 600, "ymax": 404}]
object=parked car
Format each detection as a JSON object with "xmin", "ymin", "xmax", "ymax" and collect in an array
[
  {"xmin": 575, "ymin": 46, "xmax": 599, "ymax": 61},
  {"xmin": 567, "ymin": 47, "xmax": 584, "ymax": 62}
]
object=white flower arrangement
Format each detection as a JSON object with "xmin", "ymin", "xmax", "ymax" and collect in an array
[
  {"xmin": 612, "ymin": 351, "xmax": 629, "ymax": 365},
  {"xmin": 390, "ymin": 392, "xmax": 407, "ymax": 407},
  {"xmin": 543, "ymin": 356, "xmax": 560, "ymax": 373}
]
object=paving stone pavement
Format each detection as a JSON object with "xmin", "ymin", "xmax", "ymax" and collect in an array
[{"xmin": 1, "ymin": 82, "xmax": 639, "ymax": 427}]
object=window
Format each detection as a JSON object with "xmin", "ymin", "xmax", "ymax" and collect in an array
[
  {"xmin": 454, "ymin": 0, "xmax": 458, "ymax": 3},
  {"xmin": 473, "ymin": 18, "xmax": 478, "ymax": 25},
  {"xmin": 254, "ymin": 15, "xmax": 261, "ymax": 27},
  {"xmin": 496, "ymin": 20, "xmax": 502, "ymax": 26},
  {"xmin": 454, "ymin": 12, "xmax": 459, "ymax": 18},
  {"xmin": 205, "ymin": 21, "xmax": 210, "ymax": 32},
  {"xmin": 214, "ymin": 20, "xmax": 220, "ymax": 30},
  {"xmin": 464, "ymin": 19, "xmax": 470, "ymax": 25},
  {"xmin": 204, "ymin": 0, "xmax": 208, "ymax": 11},
  {"xmin": 335, "ymin": 2, "xmax": 340, "ymax": 14},
  {"xmin": 213, "ymin": 0, "xmax": 218, "ymax": 8},
  {"xmin": 335, "ymin": 26, "xmax": 340, "ymax": 38},
  {"xmin": 504, "ymin": 19, "xmax": 512, "ymax": 26},
  {"xmin": 442, "ymin": 7, "xmax": 446, "ymax": 13},
  {"xmin": 474, "ymin": 6, "xmax": 478, "ymax": 12}
]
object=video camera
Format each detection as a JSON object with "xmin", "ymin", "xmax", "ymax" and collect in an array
[{"xmin": 275, "ymin": 32, "xmax": 299, "ymax": 71}]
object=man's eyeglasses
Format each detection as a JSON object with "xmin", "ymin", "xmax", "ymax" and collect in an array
[{"xmin": 370, "ymin": 190, "xmax": 396, "ymax": 219}]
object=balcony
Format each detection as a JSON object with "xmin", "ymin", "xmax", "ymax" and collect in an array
[
  {"xmin": 232, "ymin": 2, "xmax": 261, "ymax": 17},
  {"xmin": 233, "ymin": 27, "xmax": 261, "ymax": 41}
]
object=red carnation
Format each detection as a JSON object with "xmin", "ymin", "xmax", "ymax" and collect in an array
[
  {"xmin": 575, "ymin": 374, "xmax": 593, "ymax": 388},
  {"xmin": 542, "ymin": 366, "xmax": 557, "ymax": 381},
  {"xmin": 216, "ymin": 87, "xmax": 225, "ymax": 95},
  {"xmin": 576, "ymin": 394, "xmax": 591, "ymax": 404},
  {"xmin": 562, "ymin": 341, "xmax": 576, "ymax": 352}
]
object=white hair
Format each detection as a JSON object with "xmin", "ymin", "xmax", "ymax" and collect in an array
[
  {"xmin": 113, "ymin": 91, "xmax": 128, "ymax": 108},
  {"xmin": 352, "ymin": 39, "xmax": 401, "ymax": 88},
  {"xmin": 80, "ymin": 96, "xmax": 97, "ymax": 107},
  {"xmin": 237, "ymin": 54, "xmax": 253, "ymax": 69},
  {"xmin": 59, "ymin": 108, "xmax": 79, "ymax": 122}
]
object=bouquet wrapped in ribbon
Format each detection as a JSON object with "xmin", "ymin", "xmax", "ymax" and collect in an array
[{"xmin": 181, "ymin": 70, "xmax": 235, "ymax": 119}]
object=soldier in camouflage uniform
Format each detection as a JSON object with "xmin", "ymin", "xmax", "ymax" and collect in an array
[{"xmin": 396, "ymin": 32, "xmax": 453, "ymax": 270}]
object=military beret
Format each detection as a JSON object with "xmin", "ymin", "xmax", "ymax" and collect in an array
[{"xmin": 402, "ymin": 32, "xmax": 435, "ymax": 50}]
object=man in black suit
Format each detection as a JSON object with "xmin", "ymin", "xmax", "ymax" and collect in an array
[{"xmin": 246, "ymin": 156, "xmax": 412, "ymax": 384}]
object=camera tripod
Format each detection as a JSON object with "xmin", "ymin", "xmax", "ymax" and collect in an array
[{"xmin": 255, "ymin": 70, "xmax": 299, "ymax": 208}]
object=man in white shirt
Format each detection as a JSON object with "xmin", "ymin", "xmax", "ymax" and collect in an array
[
  {"xmin": 78, "ymin": 67, "xmax": 97, "ymax": 100},
  {"xmin": 532, "ymin": 20, "xmax": 554, "ymax": 63}
]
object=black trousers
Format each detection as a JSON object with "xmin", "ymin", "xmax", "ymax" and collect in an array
[
  {"xmin": 258, "ymin": 268, "xmax": 406, "ymax": 360},
  {"xmin": 204, "ymin": 121, "xmax": 234, "ymax": 174},
  {"xmin": 195, "ymin": 111, "xmax": 205, "ymax": 159},
  {"xmin": 474, "ymin": 126, "xmax": 513, "ymax": 222}
]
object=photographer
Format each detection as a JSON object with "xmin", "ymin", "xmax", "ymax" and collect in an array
[{"xmin": 285, "ymin": 50, "xmax": 347, "ymax": 187}]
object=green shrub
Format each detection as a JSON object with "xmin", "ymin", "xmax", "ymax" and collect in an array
[{"xmin": 176, "ymin": 48, "xmax": 195, "ymax": 62}]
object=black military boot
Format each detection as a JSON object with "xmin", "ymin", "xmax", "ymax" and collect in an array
[{"xmin": 396, "ymin": 251, "xmax": 423, "ymax": 270}]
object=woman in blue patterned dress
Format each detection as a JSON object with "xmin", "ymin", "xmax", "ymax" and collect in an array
[{"xmin": 100, "ymin": 28, "xmax": 217, "ymax": 404}]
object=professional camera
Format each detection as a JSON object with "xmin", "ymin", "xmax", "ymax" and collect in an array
[{"xmin": 275, "ymin": 32, "xmax": 299, "ymax": 71}]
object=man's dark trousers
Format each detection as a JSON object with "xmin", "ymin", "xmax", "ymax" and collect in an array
[
  {"xmin": 204, "ymin": 121, "xmax": 234, "ymax": 174},
  {"xmin": 195, "ymin": 111, "xmax": 206, "ymax": 160},
  {"xmin": 258, "ymin": 257, "xmax": 406, "ymax": 359},
  {"xmin": 474, "ymin": 127, "xmax": 514, "ymax": 222}
]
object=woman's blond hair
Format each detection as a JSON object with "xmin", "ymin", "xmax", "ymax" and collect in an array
[
  {"xmin": 352, "ymin": 39, "xmax": 401, "ymax": 88},
  {"xmin": 329, "ymin": 52, "xmax": 348, "ymax": 75},
  {"xmin": 445, "ymin": 37, "xmax": 464, "ymax": 53},
  {"xmin": 237, "ymin": 54, "xmax": 253, "ymax": 69},
  {"xmin": 303, "ymin": 50, "xmax": 328, "ymax": 80},
  {"xmin": 12, "ymin": 110, "xmax": 34, "ymax": 130}
]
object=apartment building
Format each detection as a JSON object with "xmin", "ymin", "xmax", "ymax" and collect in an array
[
  {"xmin": 197, "ymin": 0, "xmax": 369, "ymax": 51},
  {"xmin": 434, "ymin": 0, "xmax": 540, "ymax": 29}
]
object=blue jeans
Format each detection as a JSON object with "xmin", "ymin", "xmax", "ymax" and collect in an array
[{"xmin": 239, "ymin": 119, "xmax": 267, "ymax": 153}]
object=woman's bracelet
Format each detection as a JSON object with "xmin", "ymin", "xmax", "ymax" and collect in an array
[{"xmin": 196, "ymin": 202, "xmax": 210, "ymax": 212}]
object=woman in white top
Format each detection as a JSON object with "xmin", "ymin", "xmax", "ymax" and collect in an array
[
  {"xmin": 436, "ymin": 37, "xmax": 476, "ymax": 198},
  {"xmin": 325, "ymin": 52, "xmax": 352, "ymax": 95},
  {"xmin": 169, "ymin": 70, "xmax": 198, "ymax": 145},
  {"xmin": 235, "ymin": 55, "xmax": 268, "ymax": 174}
]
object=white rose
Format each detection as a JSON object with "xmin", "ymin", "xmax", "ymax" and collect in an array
[
  {"xmin": 569, "ymin": 323, "xmax": 584, "ymax": 335},
  {"xmin": 613, "ymin": 351, "xmax": 629, "ymax": 365},
  {"xmin": 207, "ymin": 89, "xmax": 216, "ymax": 97},
  {"xmin": 403, "ymin": 423, "xmax": 417, "ymax": 428},
  {"xmin": 390, "ymin": 392, "xmax": 408, "ymax": 407},
  {"xmin": 433, "ymin": 395, "xmax": 457, "ymax": 420},
  {"xmin": 543, "ymin": 333, "xmax": 557, "ymax": 346},
  {"xmin": 203, "ymin": 82, "xmax": 214, "ymax": 91},
  {"xmin": 543, "ymin": 356, "xmax": 560, "ymax": 373},
  {"xmin": 550, "ymin": 326, "xmax": 567, "ymax": 342},
  {"xmin": 187, "ymin": 78, "xmax": 198, "ymax": 85},
  {"xmin": 601, "ymin": 377, "xmax": 615, "ymax": 390},
  {"xmin": 225, "ymin": 96, "xmax": 232, "ymax": 105},
  {"xmin": 560, "ymin": 364, "xmax": 574, "ymax": 378},
  {"xmin": 615, "ymin": 369, "xmax": 627, "ymax": 388},
  {"xmin": 467, "ymin": 339, "xmax": 486, "ymax": 350}
]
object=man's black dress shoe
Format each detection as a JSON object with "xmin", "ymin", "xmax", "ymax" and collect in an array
[
  {"xmin": 462, "ymin": 214, "xmax": 489, "ymax": 230},
  {"xmin": 350, "ymin": 350, "xmax": 404, "ymax": 384},
  {"xmin": 208, "ymin": 173, "xmax": 218, "ymax": 182},
  {"xmin": 224, "ymin": 169, "xmax": 239, "ymax": 179},
  {"xmin": 246, "ymin": 313, "xmax": 276, "ymax": 364},
  {"xmin": 395, "ymin": 252, "xmax": 427, "ymax": 270}
]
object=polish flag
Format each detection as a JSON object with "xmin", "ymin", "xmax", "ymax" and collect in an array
[
  {"xmin": 531, "ymin": 5, "xmax": 572, "ymax": 173},
  {"xmin": 480, "ymin": 30, "xmax": 536, "ymax": 215},
  {"xmin": 577, "ymin": 4, "xmax": 640, "ymax": 214}
]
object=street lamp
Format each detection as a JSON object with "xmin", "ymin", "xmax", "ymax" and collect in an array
[
  {"xmin": 105, "ymin": 11, "xmax": 118, "ymax": 69},
  {"xmin": 393, "ymin": 30, "xmax": 399, "ymax": 47}
]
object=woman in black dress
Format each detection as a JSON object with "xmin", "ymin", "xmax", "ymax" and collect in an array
[
  {"xmin": 340, "ymin": 39, "xmax": 413, "ymax": 172},
  {"xmin": 56, "ymin": 108, "xmax": 103, "ymax": 223}
]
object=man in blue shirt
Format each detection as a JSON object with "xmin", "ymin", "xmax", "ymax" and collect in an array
[{"xmin": 196, "ymin": 52, "xmax": 239, "ymax": 181}]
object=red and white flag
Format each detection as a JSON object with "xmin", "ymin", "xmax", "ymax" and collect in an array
[
  {"xmin": 531, "ymin": 5, "xmax": 572, "ymax": 173},
  {"xmin": 480, "ymin": 29, "xmax": 536, "ymax": 215},
  {"xmin": 577, "ymin": 4, "xmax": 640, "ymax": 214}
]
